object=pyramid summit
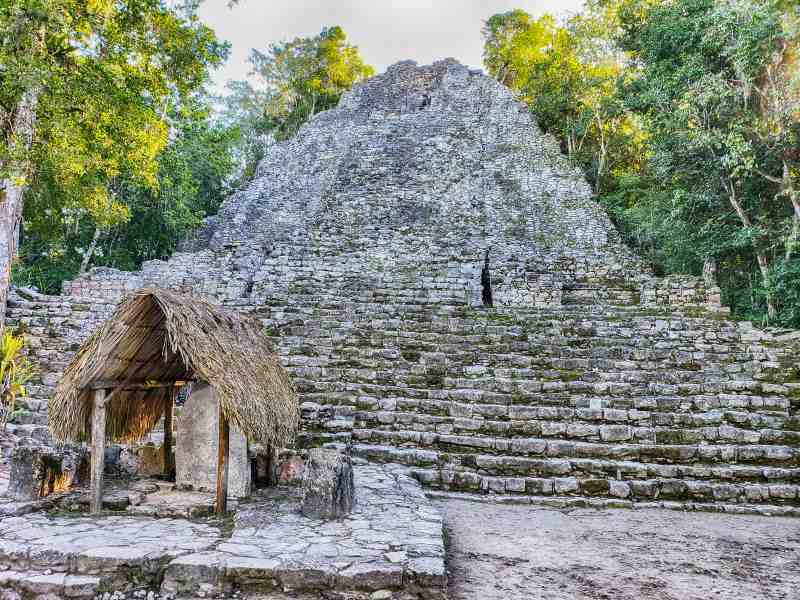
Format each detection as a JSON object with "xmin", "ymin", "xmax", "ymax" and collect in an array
[
  {"xmin": 7, "ymin": 59, "xmax": 800, "ymax": 513},
  {"xmin": 180, "ymin": 57, "xmax": 647, "ymax": 309}
]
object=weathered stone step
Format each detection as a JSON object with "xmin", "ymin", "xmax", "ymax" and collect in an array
[
  {"xmin": 349, "ymin": 408, "xmax": 800, "ymax": 445},
  {"xmin": 303, "ymin": 396, "xmax": 798, "ymax": 433},
  {"xmin": 290, "ymin": 375, "xmax": 793, "ymax": 408},
  {"xmin": 424, "ymin": 489, "xmax": 800, "ymax": 517},
  {"xmin": 279, "ymin": 342, "xmax": 758, "ymax": 373},
  {"xmin": 303, "ymin": 391, "xmax": 793, "ymax": 417},
  {"xmin": 274, "ymin": 329, "xmax": 771, "ymax": 361},
  {"xmin": 349, "ymin": 443, "xmax": 800, "ymax": 482},
  {"xmin": 349, "ymin": 429, "xmax": 800, "ymax": 466},
  {"xmin": 409, "ymin": 467, "xmax": 800, "ymax": 506},
  {"xmin": 0, "ymin": 570, "xmax": 101, "ymax": 599},
  {"xmin": 270, "ymin": 319, "xmax": 752, "ymax": 344}
]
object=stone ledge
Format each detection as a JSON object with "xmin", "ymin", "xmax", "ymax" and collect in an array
[
  {"xmin": 0, "ymin": 569, "xmax": 101, "ymax": 598},
  {"xmin": 162, "ymin": 464, "xmax": 446, "ymax": 599},
  {"xmin": 426, "ymin": 490, "xmax": 800, "ymax": 518}
]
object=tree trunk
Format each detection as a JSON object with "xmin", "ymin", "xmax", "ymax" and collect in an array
[
  {"xmin": 79, "ymin": 227, "xmax": 101, "ymax": 275},
  {"xmin": 702, "ymin": 257, "xmax": 718, "ymax": 288},
  {"xmin": 592, "ymin": 113, "xmax": 607, "ymax": 195},
  {"xmin": 0, "ymin": 87, "xmax": 39, "ymax": 332},
  {"xmin": 784, "ymin": 168, "xmax": 800, "ymax": 263},
  {"xmin": 757, "ymin": 161, "xmax": 800, "ymax": 265},
  {"xmin": 724, "ymin": 179, "xmax": 777, "ymax": 320},
  {"xmin": 787, "ymin": 206, "xmax": 799, "ymax": 264},
  {"xmin": 90, "ymin": 388, "xmax": 107, "ymax": 515}
]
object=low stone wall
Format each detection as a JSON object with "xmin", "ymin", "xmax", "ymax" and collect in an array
[{"xmin": 642, "ymin": 275, "xmax": 726, "ymax": 313}]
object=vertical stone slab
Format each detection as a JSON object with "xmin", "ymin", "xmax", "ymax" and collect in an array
[
  {"xmin": 176, "ymin": 382, "xmax": 250, "ymax": 498},
  {"xmin": 7, "ymin": 443, "xmax": 86, "ymax": 500},
  {"xmin": 301, "ymin": 449, "xmax": 355, "ymax": 519},
  {"xmin": 90, "ymin": 389, "xmax": 106, "ymax": 514}
]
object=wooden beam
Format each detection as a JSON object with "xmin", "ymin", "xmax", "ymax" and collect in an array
[
  {"xmin": 90, "ymin": 388, "xmax": 107, "ymax": 515},
  {"xmin": 215, "ymin": 406, "xmax": 230, "ymax": 516},
  {"xmin": 86, "ymin": 379, "xmax": 194, "ymax": 391},
  {"xmin": 163, "ymin": 389, "xmax": 175, "ymax": 478}
]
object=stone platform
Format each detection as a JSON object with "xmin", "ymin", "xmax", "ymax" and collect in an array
[{"xmin": 0, "ymin": 463, "xmax": 446, "ymax": 599}]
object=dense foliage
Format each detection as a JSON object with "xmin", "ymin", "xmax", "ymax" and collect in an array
[
  {"xmin": 3, "ymin": 0, "xmax": 229, "ymax": 292},
  {"xmin": 11, "ymin": 16, "xmax": 371, "ymax": 294},
  {"xmin": 0, "ymin": 329, "xmax": 34, "ymax": 426},
  {"xmin": 17, "ymin": 104, "xmax": 240, "ymax": 291},
  {"xmin": 484, "ymin": 0, "xmax": 800, "ymax": 327}
]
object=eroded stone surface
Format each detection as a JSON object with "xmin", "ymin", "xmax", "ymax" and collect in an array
[
  {"xmin": 0, "ymin": 512, "xmax": 220, "ymax": 590},
  {"xmin": 163, "ymin": 464, "xmax": 446, "ymax": 598},
  {"xmin": 0, "ymin": 464, "xmax": 445, "ymax": 599},
  {"xmin": 438, "ymin": 498, "xmax": 800, "ymax": 600},
  {"xmin": 300, "ymin": 449, "xmax": 355, "ymax": 519}
]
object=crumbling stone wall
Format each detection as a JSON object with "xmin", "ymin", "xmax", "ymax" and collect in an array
[{"xmin": 7, "ymin": 59, "xmax": 799, "ymax": 513}]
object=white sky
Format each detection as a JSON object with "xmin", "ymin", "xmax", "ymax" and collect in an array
[{"xmin": 198, "ymin": 1, "xmax": 585, "ymax": 91}]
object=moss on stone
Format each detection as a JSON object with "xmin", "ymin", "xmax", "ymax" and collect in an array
[
  {"xmin": 559, "ymin": 369, "xmax": 582, "ymax": 382},
  {"xmin": 402, "ymin": 350, "xmax": 421, "ymax": 362},
  {"xmin": 656, "ymin": 430, "xmax": 684, "ymax": 444}
]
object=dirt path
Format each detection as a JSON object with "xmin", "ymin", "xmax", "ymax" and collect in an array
[{"xmin": 435, "ymin": 499, "xmax": 800, "ymax": 600}]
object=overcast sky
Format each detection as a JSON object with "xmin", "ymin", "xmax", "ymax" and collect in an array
[{"xmin": 198, "ymin": 1, "xmax": 585, "ymax": 91}]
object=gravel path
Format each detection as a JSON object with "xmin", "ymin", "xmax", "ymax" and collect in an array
[{"xmin": 435, "ymin": 499, "xmax": 800, "ymax": 600}]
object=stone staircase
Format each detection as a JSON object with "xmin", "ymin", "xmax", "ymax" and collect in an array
[
  {"xmin": 257, "ymin": 296, "xmax": 800, "ymax": 511},
  {"xmin": 6, "ymin": 277, "xmax": 800, "ymax": 513}
]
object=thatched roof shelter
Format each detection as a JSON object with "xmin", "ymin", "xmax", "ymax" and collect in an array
[{"xmin": 49, "ymin": 288, "xmax": 298, "ymax": 448}]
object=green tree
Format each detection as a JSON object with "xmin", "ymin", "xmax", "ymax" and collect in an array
[
  {"xmin": 0, "ymin": 0, "xmax": 227, "ymax": 322},
  {"xmin": 225, "ymin": 25, "xmax": 374, "ymax": 152},
  {"xmin": 17, "ymin": 102, "xmax": 240, "ymax": 291},
  {"xmin": 619, "ymin": 0, "xmax": 799, "ymax": 323},
  {"xmin": 482, "ymin": 8, "xmax": 645, "ymax": 195}
]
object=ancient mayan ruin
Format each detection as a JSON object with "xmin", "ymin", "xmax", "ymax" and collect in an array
[{"xmin": 6, "ymin": 58, "xmax": 800, "ymax": 516}]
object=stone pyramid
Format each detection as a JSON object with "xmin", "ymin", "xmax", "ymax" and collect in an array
[{"xmin": 7, "ymin": 59, "xmax": 800, "ymax": 514}]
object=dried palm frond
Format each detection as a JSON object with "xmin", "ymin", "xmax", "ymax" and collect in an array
[{"xmin": 49, "ymin": 288, "xmax": 298, "ymax": 447}]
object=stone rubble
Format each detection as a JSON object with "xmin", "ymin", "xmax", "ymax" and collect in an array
[{"xmin": 6, "ymin": 442, "xmax": 86, "ymax": 501}]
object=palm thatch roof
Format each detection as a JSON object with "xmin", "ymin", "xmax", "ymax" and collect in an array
[{"xmin": 49, "ymin": 288, "xmax": 298, "ymax": 446}]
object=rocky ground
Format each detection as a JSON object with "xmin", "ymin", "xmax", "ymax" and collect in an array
[
  {"xmin": 0, "ymin": 464, "xmax": 446, "ymax": 599},
  {"xmin": 436, "ymin": 498, "xmax": 800, "ymax": 600}
]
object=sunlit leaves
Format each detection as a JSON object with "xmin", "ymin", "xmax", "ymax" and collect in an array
[
  {"xmin": 242, "ymin": 25, "xmax": 374, "ymax": 141},
  {"xmin": 482, "ymin": 8, "xmax": 646, "ymax": 194}
]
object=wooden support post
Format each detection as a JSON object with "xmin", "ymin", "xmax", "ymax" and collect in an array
[
  {"xmin": 266, "ymin": 445, "xmax": 276, "ymax": 487},
  {"xmin": 90, "ymin": 388, "xmax": 106, "ymax": 515},
  {"xmin": 215, "ymin": 406, "xmax": 230, "ymax": 516},
  {"xmin": 163, "ymin": 390, "xmax": 174, "ymax": 479}
]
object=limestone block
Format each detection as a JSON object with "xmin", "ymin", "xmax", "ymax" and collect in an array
[
  {"xmin": 277, "ymin": 454, "xmax": 305, "ymax": 485},
  {"xmin": 300, "ymin": 449, "xmax": 355, "ymax": 519},
  {"xmin": 176, "ymin": 382, "xmax": 250, "ymax": 498},
  {"xmin": 117, "ymin": 443, "xmax": 164, "ymax": 477},
  {"xmin": 7, "ymin": 443, "xmax": 86, "ymax": 500}
]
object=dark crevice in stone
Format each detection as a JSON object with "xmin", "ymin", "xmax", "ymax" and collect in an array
[{"xmin": 482, "ymin": 248, "xmax": 493, "ymax": 308}]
